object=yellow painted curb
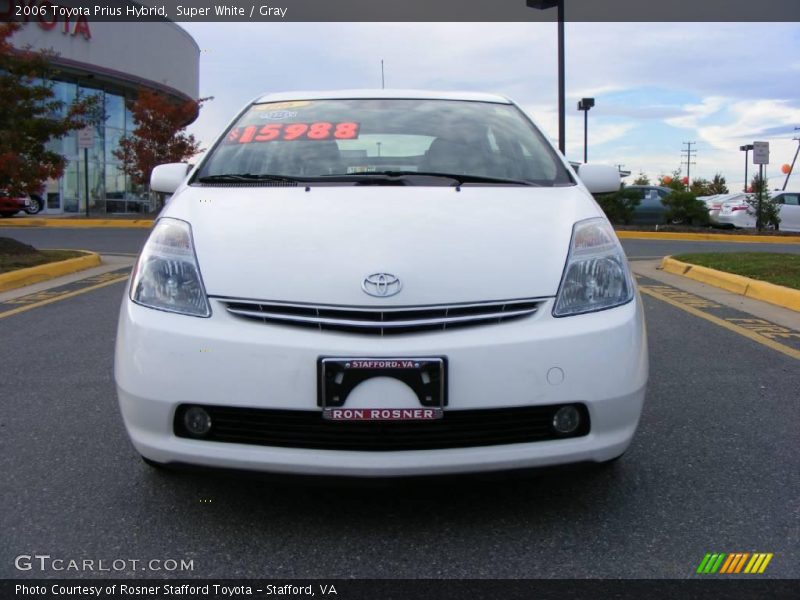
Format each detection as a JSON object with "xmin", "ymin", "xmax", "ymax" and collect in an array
[
  {"xmin": 616, "ymin": 231, "xmax": 800, "ymax": 244},
  {"xmin": 0, "ymin": 218, "xmax": 154, "ymax": 228},
  {"xmin": 661, "ymin": 256, "xmax": 800, "ymax": 312},
  {"xmin": 0, "ymin": 250, "xmax": 101, "ymax": 292}
]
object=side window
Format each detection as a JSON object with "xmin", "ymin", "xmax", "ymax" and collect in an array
[{"xmin": 781, "ymin": 194, "xmax": 799, "ymax": 206}]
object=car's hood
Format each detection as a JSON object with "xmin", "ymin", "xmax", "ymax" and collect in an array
[{"xmin": 162, "ymin": 185, "xmax": 603, "ymax": 305}]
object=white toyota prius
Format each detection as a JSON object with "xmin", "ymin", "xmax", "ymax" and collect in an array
[{"xmin": 115, "ymin": 90, "xmax": 648, "ymax": 477}]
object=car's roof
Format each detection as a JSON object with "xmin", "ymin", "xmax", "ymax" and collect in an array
[
  {"xmin": 627, "ymin": 185, "xmax": 672, "ymax": 192},
  {"xmin": 254, "ymin": 89, "xmax": 513, "ymax": 104}
]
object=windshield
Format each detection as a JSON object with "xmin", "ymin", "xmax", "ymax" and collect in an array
[{"xmin": 194, "ymin": 98, "xmax": 573, "ymax": 186}]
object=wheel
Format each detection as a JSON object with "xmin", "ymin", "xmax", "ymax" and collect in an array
[
  {"xmin": 594, "ymin": 451, "xmax": 626, "ymax": 469},
  {"xmin": 669, "ymin": 217, "xmax": 685, "ymax": 225},
  {"xmin": 141, "ymin": 455, "xmax": 170, "ymax": 470},
  {"xmin": 25, "ymin": 196, "xmax": 43, "ymax": 214}
]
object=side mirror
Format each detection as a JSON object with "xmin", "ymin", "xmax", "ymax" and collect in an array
[
  {"xmin": 151, "ymin": 163, "xmax": 191, "ymax": 194},
  {"xmin": 576, "ymin": 164, "xmax": 621, "ymax": 194}
]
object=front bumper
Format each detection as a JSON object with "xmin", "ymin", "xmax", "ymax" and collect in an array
[
  {"xmin": 115, "ymin": 295, "xmax": 648, "ymax": 477},
  {"xmin": 715, "ymin": 212, "xmax": 754, "ymax": 228}
]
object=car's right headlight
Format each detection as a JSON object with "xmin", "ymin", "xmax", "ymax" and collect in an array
[
  {"xmin": 130, "ymin": 217, "xmax": 211, "ymax": 317},
  {"xmin": 553, "ymin": 217, "xmax": 634, "ymax": 317}
]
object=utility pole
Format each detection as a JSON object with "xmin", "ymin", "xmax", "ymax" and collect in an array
[
  {"xmin": 526, "ymin": 1, "xmax": 565, "ymax": 155},
  {"xmin": 681, "ymin": 142, "xmax": 696, "ymax": 188},
  {"xmin": 381, "ymin": 59, "xmax": 385, "ymax": 89},
  {"xmin": 783, "ymin": 127, "xmax": 799, "ymax": 191},
  {"xmin": 740, "ymin": 144, "xmax": 754, "ymax": 192}
]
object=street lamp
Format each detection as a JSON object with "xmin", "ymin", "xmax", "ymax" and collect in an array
[
  {"xmin": 577, "ymin": 97, "xmax": 595, "ymax": 163},
  {"xmin": 739, "ymin": 144, "xmax": 753, "ymax": 191},
  {"xmin": 526, "ymin": 0, "xmax": 565, "ymax": 155}
]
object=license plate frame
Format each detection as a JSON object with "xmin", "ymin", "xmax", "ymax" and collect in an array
[{"xmin": 317, "ymin": 357, "xmax": 447, "ymax": 421}]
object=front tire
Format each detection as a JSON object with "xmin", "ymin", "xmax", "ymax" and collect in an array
[
  {"xmin": 25, "ymin": 196, "xmax": 43, "ymax": 214},
  {"xmin": 594, "ymin": 451, "xmax": 626, "ymax": 469},
  {"xmin": 141, "ymin": 455, "xmax": 170, "ymax": 471}
]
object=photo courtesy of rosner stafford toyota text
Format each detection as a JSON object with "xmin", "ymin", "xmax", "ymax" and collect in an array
[{"xmin": 1, "ymin": 0, "xmax": 799, "ymax": 598}]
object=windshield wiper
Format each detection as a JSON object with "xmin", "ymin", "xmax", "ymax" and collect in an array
[
  {"xmin": 196, "ymin": 174, "xmax": 300, "ymax": 185},
  {"xmin": 320, "ymin": 171, "xmax": 541, "ymax": 186}
]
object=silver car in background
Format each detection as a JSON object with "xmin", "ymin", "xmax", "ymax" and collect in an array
[{"xmin": 715, "ymin": 190, "xmax": 800, "ymax": 231}]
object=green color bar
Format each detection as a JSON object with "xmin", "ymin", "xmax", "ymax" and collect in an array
[
  {"xmin": 710, "ymin": 553, "xmax": 726, "ymax": 573},
  {"xmin": 697, "ymin": 554, "xmax": 713, "ymax": 574}
]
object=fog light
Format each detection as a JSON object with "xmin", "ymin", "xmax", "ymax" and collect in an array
[
  {"xmin": 184, "ymin": 407, "xmax": 212, "ymax": 436},
  {"xmin": 552, "ymin": 405, "xmax": 581, "ymax": 434}
]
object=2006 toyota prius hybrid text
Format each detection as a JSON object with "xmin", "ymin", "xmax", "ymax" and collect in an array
[{"xmin": 114, "ymin": 90, "xmax": 648, "ymax": 477}]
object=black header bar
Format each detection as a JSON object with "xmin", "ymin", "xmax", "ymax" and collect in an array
[{"xmin": 2, "ymin": 0, "xmax": 800, "ymax": 23}]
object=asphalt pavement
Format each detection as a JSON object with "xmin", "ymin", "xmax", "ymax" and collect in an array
[
  {"xmin": 2, "ymin": 226, "xmax": 800, "ymax": 259},
  {"xmin": 1, "ymin": 227, "xmax": 798, "ymax": 579}
]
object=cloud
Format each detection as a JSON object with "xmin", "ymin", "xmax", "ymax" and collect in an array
[
  {"xmin": 180, "ymin": 21, "xmax": 800, "ymax": 190},
  {"xmin": 698, "ymin": 100, "xmax": 800, "ymax": 148},
  {"xmin": 665, "ymin": 97, "xmax": 727, "ymax": 129}
]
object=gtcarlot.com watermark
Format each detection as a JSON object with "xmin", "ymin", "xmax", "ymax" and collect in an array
[{"xmin": 14, "ymin": 554, "xmax": 194, "ymax": 573}]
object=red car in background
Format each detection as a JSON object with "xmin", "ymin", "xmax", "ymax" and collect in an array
[{"xmin": 0, "ymin": 190, "xmax": 32, "ymax": 217}]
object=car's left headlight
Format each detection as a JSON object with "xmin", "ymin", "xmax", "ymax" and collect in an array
[
  {"xmin": 553, "ymin": 217, "xmax": 634, "ymax": 317},
  {"xmin": 130, "ymin": 217, "xmax": 211, "ymax": 317}
]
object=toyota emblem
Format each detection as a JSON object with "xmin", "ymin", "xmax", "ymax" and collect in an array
[{"xmin": 362, "ymin": 273, "xmax": 402, "ymax": 297}]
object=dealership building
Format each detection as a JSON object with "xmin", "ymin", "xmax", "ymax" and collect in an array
[{"xmin": 9, "ymin": 16, "xmax": 199, "ymax": 214}]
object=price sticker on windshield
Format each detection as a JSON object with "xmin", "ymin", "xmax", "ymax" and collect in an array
[{"xmin": 226, "ymin": 122, "xmax": 359, "ymax": 144}]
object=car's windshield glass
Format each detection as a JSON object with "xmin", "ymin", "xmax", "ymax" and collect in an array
[{"xmin": 194, "ymin": 98, "xmax": 573, "ymax": 186}]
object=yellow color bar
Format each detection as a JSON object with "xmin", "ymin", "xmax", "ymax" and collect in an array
[
  {"xmin": 745, "ymin": 554, "xmax": 762, "ymax": 573},
  {"xmin": 758, "ymin": 554, "xmax": 773, "ymax": 574}
]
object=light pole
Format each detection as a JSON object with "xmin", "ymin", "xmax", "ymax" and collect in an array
[
  {"xmin": 577, "ymin": 97, "xmax": 594, "ymax": 163},
  {"xmin": 527, "ymin": 0, "xmax": 565, "ymax": 155},
  {"xmin": 739, "ymin": 144, "xmax": 753, "ymax": 191}
]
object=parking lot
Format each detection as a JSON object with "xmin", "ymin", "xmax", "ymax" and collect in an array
[{"xmin": 1, "ymin": 227, "xmax": 798, "ymax": 579}]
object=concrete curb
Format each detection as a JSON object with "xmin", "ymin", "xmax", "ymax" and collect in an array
[
  {"xmin": 0, "ymin": 218, "xmax": 154, "ymax": 228},
  {"xmin": 661, "ymin": 256, "xmax": 800, "ymax": 312},
  {"xmin": 0, "ymin": 251, "xmax": 102, "ymax": 292},
  {"xmin": 616, "ymin": 231, "xmax": 800, "ymax": 244}
]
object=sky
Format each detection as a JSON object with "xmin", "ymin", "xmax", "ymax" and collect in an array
[{"xmin": 180, "ymin": 21, "xmax": 800, "ymax": 190}]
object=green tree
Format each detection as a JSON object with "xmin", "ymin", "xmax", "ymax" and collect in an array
[
  {"xmin": 747, "ymin": 174, "xmax": 781, "ymax": 230},
  {"xmin": 659, "ymin": 169, "xmax": 685, "ymax": 192},
  {"xmin": 662, "ymin": 191, "xmax": 710, "ymax": 225},
  {"xmin": 689, "ymin": 178, "xmax": 712, "ymax": 196},
  {"xmin": 749, "ymin": 173, "xmax": 768, "ymax": 194},
  {"xmin": 632, "ymin": 171, "xmax": 650, "ymax": 185},
  {"xmin": 0, "ymin": 22, "xmax": 99, "ymax": 197},
  {"xmin": 708, "ymin": 173, "xmax": 728, "ymax": 194},
  {"xmin": 594, "ymin": 186, "xmax": 642, "ymax": 225}
]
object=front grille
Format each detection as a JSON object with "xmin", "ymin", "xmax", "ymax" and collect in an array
[
  {"xmin": 174, "ymin": 404, "xmax": 590, "ymax": 451},
  {"xmin": 219, "ymin": 297, "xmax": 543, "ymax": 335}
]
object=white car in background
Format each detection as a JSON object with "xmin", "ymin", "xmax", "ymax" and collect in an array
[
  {"xmin": 716, "ymin": 190, "xmax": 800, "ymax": 231},
  {"xmin": 114, "ymin": 90, "xmax": 648, "ymax": 477},
  {"xmin": 772, "ymin": 190, "xmax": 800, "ymax": 231},
  {"xmin": 701, "ymin": 193, "xmax": 748, "ymax": 224}
]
